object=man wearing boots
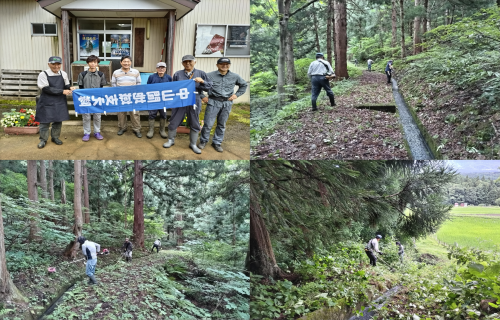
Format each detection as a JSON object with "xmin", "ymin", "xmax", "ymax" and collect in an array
[
  {"xmin": 35, "ymin": 56, "xmax": 75, "ymax": 148},
  {"xmin": 307, "ymin": 53, "xmax": 336, "ymax": 112},
  {"xmin": 78, "ymin": 236, "xmax": 100, "ymax": 285},
  {"xmin": 164, "ymin": 55, "xmax": 212, "ymax": 154},
  {"xmin": 123, "ymin": 238, "xmax": 133, "ymax": 262},
  {"xmin": 365, "ymin": 235, "xmax": 383, "ymax": 267},
  {"xmin": 198, "ymin": 58, "xmax": 247, "ymax": 153},
  {"xmin": 146, "ymin": 62, "xmax": 172, "ymax": 139}
]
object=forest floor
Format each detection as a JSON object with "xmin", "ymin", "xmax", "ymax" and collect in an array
[
  {"xmin": 0, "ymin": 104, "xmax": 250, "ymax": 160},
  {"xmin": 251, "ymin": 71, "xmax": 409, "ymax": 159},
  {"xmin": 7, "ymin": 248, "xmax": 249, "ymax": 320}
]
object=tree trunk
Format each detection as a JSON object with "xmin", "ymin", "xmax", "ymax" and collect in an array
[
  {"xmin": 48, "ymin": 160, "xmax": 54, "ymax": 201},
  {"xmin": 327, "ymin": 0, "xmax": 333, "ymax": 65},
  {"xmin": 27, "ymin": 160, "xmax": 40, "ymax": 242},
  {"xmin": 83, "ymin": 160, "xmax": 90, "ymax": 224},
  {"xmin": 247, "ymin": 200, "xmax": 281, "ymax": 278},
  {"xmin": 277, "ymin": 0, "xmax": 286, "ymax": 107},
  {"xmin": 61, "ymin": 179, "xmax": 67, "ymax": 204},
  {"xmin": 413, "ymin": 0, "xmax": 422, "ymax": 54},
  {"xmin": 176, "ymin": 212, "xmax": 183, "ymax": 247},
  {"xmin": 0, "ymin": 199, "xmax": 28, "ymax": 306},
  {"xmin": 285, "ymin": 32, "xmax": 296, "ymax": 89},
  {"xmin": 334, "ymin": 0, "xmax": 348, "ymax": 79},
  {"xmin": 133, "ymin": 160, "xmax": 144, "ymax": 249},
  {"xmin": 391, "ymin": 0, "xmax": 398, "ymax": 48},
  {"xmin": 65, "ymin": 160, "xmax": 82, "ymax": 259},
  {"xmin": 400, "ymin": 0, "xmax": 406, "ymax": 58},
  {"xmin": 97, "ymin": 174, "xmax": 101, "ymax": 223},
  {"xmin": 232, "ymin": 204, "xmax": 236, "ymax": 246},
  {"xmin": 39, "ymin": 160, "xmax": 47, "ymax": 199},
  {"xmin": 312, "ymin": 3, "xmax": 321, "ymax": 52},
  {"xmin": 332, "ymin": 4, "xmax": 338, "ymax": 71}
]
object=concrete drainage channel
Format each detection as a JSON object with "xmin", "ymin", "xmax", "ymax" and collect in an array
[
  {"xmin": 348, "ymin": 285, "xmax": 402, "ymax": 320},
  {"xmin": 390, "ymin": 78, "xmax": 435, "ymax": 160},
  {"xmin": 37, "ymin": 283, "xmax": 77, "ymax": 320}
]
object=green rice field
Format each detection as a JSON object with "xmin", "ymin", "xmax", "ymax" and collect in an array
[
  {"xmin": 449, "ymin": 206, "xmax": 500, "ymax": 215},
  {"xmin": 436, "ymin": 216, "xmax": 500, "ymax": 251}
]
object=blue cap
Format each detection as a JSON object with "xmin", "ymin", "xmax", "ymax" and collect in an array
[{"xmin": 316, "ymin": 52, "xmax": 324, "ymax": 58}]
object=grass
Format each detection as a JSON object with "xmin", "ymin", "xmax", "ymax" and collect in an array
[
  {"xmin": 449, "ymin": 206, "xmax": 500, "ymax": 215},
  {"xmin": 415, "ymin": 236, "xmax": 449, "ymax": 260},
  {"xmin": 436, "ymin": 216, "xmax": 500, "ymax": 251},
  {"xmin": 0, "ymin": 99, "xmax": 36, "ymax": 107},
  {"xmin": 198, "ymin": 103, "xmax": 249, "ymax": 134}
]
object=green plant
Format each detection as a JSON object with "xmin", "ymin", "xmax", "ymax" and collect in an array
[{"xmin": 1, "ymin": 108, "xmax": 38, "ymax": 127}]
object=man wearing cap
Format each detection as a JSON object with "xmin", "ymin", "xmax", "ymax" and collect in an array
[
  {"xmin": 35, "ymin": 56, "xmax": 75, "ymax": 149},
  {"xmin": 163, "ymin": 55, "xmax": 212, "ymax": 154},
  {"xmin": 146, "ymin": 62, "xmax": 173, "ymax": 139},
  {"xmin": 307, "ymin": 53, "xmax": 336, "ymax": 112},
  {"xmin": 198, "ymin": 58, "xmax": 247, "ymax": 153}
]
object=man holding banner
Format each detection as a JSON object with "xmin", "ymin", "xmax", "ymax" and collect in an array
[
  {"xmin": 164, "ymin": 55, "xmax": 212, "ymax": 154},
  {"xmin": 112, "ymin": 56, "xmax": 142, "ymax": 138}
]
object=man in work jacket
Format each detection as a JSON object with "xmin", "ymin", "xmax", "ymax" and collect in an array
[
  {"xmin": 307, "ymin": 53, "xmax": 336, "ymax": 112},
  {"xmin": 146, "ymin": 62, "xmax": 173, "ymax": 139},
  {"xmin": 78, "ymin": 236, "xmax": 101, "ymax": 285},
  {"xmin": 35, "ymin": 56, "xmax": 75, "ymax": 149},
  {"xmin": 365, "ymin": 235, "xmax": 383, "ymax": 266},
  {"xmin": 199, "ymin": 58, "xmax": 247, "ymax": 153}
]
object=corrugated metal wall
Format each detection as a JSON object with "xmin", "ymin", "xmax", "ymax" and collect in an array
[
  {"xmin": 173, "ymin": 0, "xmax": 250, "ymax": 103},
  {"xmin": 133, "ymin": 18, "xmax": 169, "ymax": 73},
  {"xmin": 0, "ymin": 0, "xmax": 61, "ymax": 71}
]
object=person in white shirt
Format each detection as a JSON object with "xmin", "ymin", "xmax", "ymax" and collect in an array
[
  {"xmin": 307, "ymin": 53, "xmax": 336, "ymax": 112},
  {"xmin": 365, "ymin": 235, "xmax": 383, "ymax": 266},
  {"xmin": 78, "ymin": 236, "xmax": 100, "ymax": 285},
  {"xmin": 151, "ymin": 239, "xmax": 161, "ymax": 253}
]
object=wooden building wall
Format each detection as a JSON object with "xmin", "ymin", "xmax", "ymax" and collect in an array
[
  {"xmin": 132, "ymin": 18, "xmax": 169, "ymax": 73},
  {"xmin": 0, "ymin": 0, "xmax": 62, "ymax": 71},
  {"xmin": 172, "ymin": 0, "xmax": 250, "ymax": 103}
]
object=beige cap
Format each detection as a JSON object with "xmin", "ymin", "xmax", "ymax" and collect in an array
[{"xmin": 156, "ymin": 62, "xmax": 167, "ymax": 68}]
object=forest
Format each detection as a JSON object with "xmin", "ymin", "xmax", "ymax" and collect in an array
[
  {"xmin": 0, "ymin": 160, "xmax": 250, "ymax": 320},
  {"xmin": 250, "ymin": 0, "xmax": 500, "ymax": 160},
  {"xmin": 249, "ymin": 160, "xmax": 500, "ymax": 319}
]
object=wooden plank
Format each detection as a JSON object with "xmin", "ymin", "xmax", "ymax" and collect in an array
[
  {"xmin": 166, "ymin": 11, "xmax": 175, "ymax": 76},
  {"xmin": 134, "ymin": 28, "xmax": 145, "ymax": 68},
  {"xmin": 1, "ymin": 69, "xmax": 41, "ymax": 74},
  {"xmin": 0, "ymin": 91, "xmax": 39, "ymax": 96},
  {"xmin": 62, "ymin": 10, "xmax": 71, "ymax": 81},
  {"xmin": 1, "ymin": 75, "xmax": 39, "ymax": 79},
  {"xmin": 2, "ymin": 86, "xmax": 39, "ymax": 90},
  {"xmin": 1, "ymin": 80, "xmax": 38, "ymax": 85}
]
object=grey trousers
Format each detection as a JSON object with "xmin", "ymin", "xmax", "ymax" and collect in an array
[
  {"xmin": 167, "ymin": 105, "xmax": 201, "ymax": 133},
  {"xmin": 82, "ymin": 113, "xmax": 101, "ymax": 134},
  {"xmin": 39, "ymin": 122, "xmax": 62, "ymax": 142},
  {"xmin": 200, "ymin": 99, "xmax": 232, "ymax": 145}
]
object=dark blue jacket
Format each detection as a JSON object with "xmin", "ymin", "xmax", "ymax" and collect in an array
[
  {"xmin": 385, "ymin": 63, "xmax": 392, "ymax": 72},
  {"xmin": 147, "ymin": 73, "xmax": 173, "ymax": 84}
]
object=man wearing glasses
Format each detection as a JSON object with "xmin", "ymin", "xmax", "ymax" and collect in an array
[{"xmin": 146, "ymin": 62, "xmax": 173, "ymax": 139}]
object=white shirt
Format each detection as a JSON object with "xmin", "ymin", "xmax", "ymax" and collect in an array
[
  {"xmin": 367, "ymin": 238, "xmax": 381, "ymax": 253},
  {"xmin": 307, "ymin": 59, "xmax": 334, "ymax": 78},
  {"xmin": 37, "ymin": 69, "xmax": 70, "ymax": 89}
]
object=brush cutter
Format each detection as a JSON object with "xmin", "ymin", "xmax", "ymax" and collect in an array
[{"xmin": 378, "ymin": 256, "xmax": 396, "ymax": 272}]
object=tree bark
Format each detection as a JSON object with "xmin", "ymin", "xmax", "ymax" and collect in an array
[
  {"xmin": 327, "ymin": 0, "xmax": 333, "ymax": 65},
  {"xmin": 413, "ymin": 0, "xmax": 422, "ymax": 54},
  {"xmin": 312, "ymin": 3, "xmax": 321, "ymax": 52},
  {"xmin": 65, "ymin": 160, "xmax": 82, "ymax": 259},
  {"xmin": 277, "ymin": 0, "xmax": 286, "ymax": 106},
  {"xmin": 247, "ymin": 199, "xmax": 281, "ymax": 278},
  {"xmin": 400, "ymin": 0, "xmax": 406, "ymax": 58},
  {"xmin": 39, "ymin": 160, "xmax": 47, "ymax": 199},
  {"xmin": 48, "ymin": 160, "xmax": 54, "ymax": 201},
  {"xmin": 334, "ymin": 0, "xmax": 348, "ymax": 79},
  {"xmin": 133, "ymin": 160, "xmax": 144, "ymax": 249},
  {"xmin": 285, "ymin": 31, "xmax": 296, "ymax": 89},
  {"xmin": 0, "ymin": 199, "xmax": 28, "ymax": 306},
  {"xmin": 27, "ymin": 160, "xmax": 40, "ymax": 242},
  {"xmin": 391, "ymin": 0, "xmax": 398, "ymax": 48},
  {"xmin": 232, "ymin": 204, "xmax": 236, "ymax": 246},
  {"xmin": 83, "ymin": 160, "xmax": 90, "ymax": 224},
  {"xmin": 61, "ymin": 179, "xmax": 66, "ymax": 204},
  {"xmin": 176, "ymin": 211, "xmax": 183, "ymax": 247}
]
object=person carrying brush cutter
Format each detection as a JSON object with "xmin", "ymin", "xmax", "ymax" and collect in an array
[
  {"xmin": 151, "ymin": 238, "xmax": 161, "ymax": 253},
  {"xmin": 365, "ymin": 235, "xmax": 383, "ymax": 266},
  {"xmin": 78, "ymin": 236, "xmax": 100, "ymax": 285},
  {"xmin": 123, "ymin": 238, "xmax": 133, "ymax": 262}
]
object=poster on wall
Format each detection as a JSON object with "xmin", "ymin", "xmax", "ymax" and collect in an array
[
  {"xmin": 195, "ymin": 25, "xmax": 226, "ymax": 57},
  {"xmin": 79, "ymin": 34, "xmax": 99, "ymax": 57},
  {"xmin": 228, "ymin": 26, "xmax": 249, "ymax": 47},
  {"xmin": 110, "ymin": 34, "xmax": 131, "ymax": 57}
]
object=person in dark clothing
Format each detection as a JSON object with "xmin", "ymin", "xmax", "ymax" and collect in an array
[
  {"xmin": 396, "ymin": 241, "xmax": 404, "ymax": 262},
  {"xmin": 164, "ymin": 55, "xmax": 212, "ymax": 154},
  {"xmin": 146, "ymin": 62, "xmax": 173, "ymax": 139},
  {"xmin": 365, "ymin": 235, "xmax": 383, "ymax": 266},
  {"xmin": 307, "ymin": 53, "xmax": 336, "ymax": 112},
  {"xmin": 385, "ymin": 60, "xmax": 393, "ymax": 84},
  {"xmin": 35, "ymin": 56, "xmax": 75, "ymax": 149},
  {"xmin": 123, "ymin": 238, "xmax": 133, "ymax": 262}
]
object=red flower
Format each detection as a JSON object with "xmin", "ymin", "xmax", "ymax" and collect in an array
[{"xmin": 20, "ymin": 109, "xmax": 26, "ymax": 113}]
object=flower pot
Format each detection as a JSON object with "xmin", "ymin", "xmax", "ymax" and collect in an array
[
  {"xmin": 4, "ymin": 126, "xmax": 40, "ymax": 135},
  {"xmin": 176, "ymin": 126, "xmax": 190, "ymax": 134}
]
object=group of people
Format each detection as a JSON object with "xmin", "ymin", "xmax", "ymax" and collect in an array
[
  {"xmin": 365, "ymin": 234, "xmax": 404, "ymax": 267},
  {"xmin": 35, "ymin": 54, "xmax": 247, "ymax": 154},
  {"xmin": 76, "ymin": 236, "xmax": 162, "ymax": 285}
]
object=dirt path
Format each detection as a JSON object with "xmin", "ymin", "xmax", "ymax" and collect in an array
[{"xmin": 251, "ymin": 71, "xmax": 409, "ymax": 159}]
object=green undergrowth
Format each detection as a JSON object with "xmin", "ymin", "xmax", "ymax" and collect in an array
[{"xmin": 0, "ymin": 99, "xmax": 36, "ymax": 107}]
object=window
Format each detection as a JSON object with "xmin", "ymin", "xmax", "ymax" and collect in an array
[
  {"xmin": 32, "ymin": 23, "xmax": 57, "ymax": 36},
  {"xmin": 194, "ymin": 24, "xmax": 250, "ymax": 58}
]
